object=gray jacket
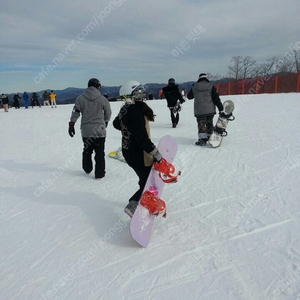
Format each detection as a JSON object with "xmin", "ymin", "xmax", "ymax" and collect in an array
[
  {"xmin": 192, "ymin": 81, "xmax": 216, "ymax": 117},
  {"xmin": 70, "ymin": 87, "xmax": 112, "ymax": 138}
]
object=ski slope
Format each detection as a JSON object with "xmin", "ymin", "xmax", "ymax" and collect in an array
[{"xmin": 1, "ymin": 93, "xmax": 300, "ymax": 300}]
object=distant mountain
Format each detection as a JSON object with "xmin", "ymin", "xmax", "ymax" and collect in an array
[{"xmin": 4, "ymin": 80, "xmax": 227, "ymax": 106}]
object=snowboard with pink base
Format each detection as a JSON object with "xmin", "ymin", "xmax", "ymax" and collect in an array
[{"xmin": 130, "ymin": 135, "xmax": 178, "ymax": 247}]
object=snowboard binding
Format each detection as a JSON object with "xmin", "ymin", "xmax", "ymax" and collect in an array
[
  {"xmin": 154, "ymin": 158, "xmax": 181, "ymax": 183},
  {"xmin": 220, "ymin": 111, "xmax": 235, "ymax": 121},
  {"xmin": 140, "ymin": 190, "xmax": 166, "ymax": 218},
  {"xmin": 214, "ymin": 126, "xmax": 228, "ymax": 136},
  {"xmin": 172, "ymin": 101, "xmax": 182, "ymax": 114}
]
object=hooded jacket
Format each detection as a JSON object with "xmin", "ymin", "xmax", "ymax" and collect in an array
[
  {"xmin": 70, "ymin": 86, "xmax": 112, "ymax": 138},
  {"xmin": 187, "ymin": 78, "xmax": 223, "ymax": 117}
]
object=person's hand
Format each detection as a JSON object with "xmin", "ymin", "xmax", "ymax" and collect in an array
[
  {"xmin": 68, "ymin": 122, "xmax": 75, "ymax": 137},
  {"xmin": 150, "ymin": 147, "xmax": 163, "ymax": 162}
]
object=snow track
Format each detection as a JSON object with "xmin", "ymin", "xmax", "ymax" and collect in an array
[{"xmin": 1, "ymin": 93, "xmax": 300, "ymax": 299}]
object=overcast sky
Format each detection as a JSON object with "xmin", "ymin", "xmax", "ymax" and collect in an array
[{"xmin": 0, "ymin": 0, "xmax": 299, "ymax": 93}]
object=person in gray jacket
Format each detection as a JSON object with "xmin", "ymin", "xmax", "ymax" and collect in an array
[
  {"xmin": 68, "ymin": 78, "xmax": 112, "ymax": 179},
  {"xmin": 187, "ymin": 73, "xmax": 223, "ymax": 146}
]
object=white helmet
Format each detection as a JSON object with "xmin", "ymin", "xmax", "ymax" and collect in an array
[{"xmin": 119, "ymin": 80, "xmax": 140, "ymax": 97}]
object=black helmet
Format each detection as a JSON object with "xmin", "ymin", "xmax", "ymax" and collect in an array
[
  {"xmin": 168, "ymin": 78, "xmax": 175, "ymax": 86},
  {"xmin": 88, "ymin": 78, "xmax": 101, "ymax": 90},
  {"xmin": 132, "ymin": 85, "xmax": 146, "ymax": 100}
]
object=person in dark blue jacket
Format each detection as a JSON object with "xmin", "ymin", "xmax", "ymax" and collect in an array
[{"xmin": 23, "ymin": 92, "xmax": 29, "ymax": 108}]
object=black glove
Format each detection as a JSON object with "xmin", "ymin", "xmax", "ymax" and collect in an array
[
  {"xmin": 68, "ymin": 122, "xmax": 75, "ymax": 137},
  {"xmin": 150, "ymin": 147, "xmax": 163, "ymax": 162},
  {"xmin": 105, "ymin": 121, "xmax": 108, "ymax": 128}
]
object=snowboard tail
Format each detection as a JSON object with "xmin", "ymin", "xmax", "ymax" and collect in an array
[
  {"xmin": 129, "ymin": 135, "xmax": 178, "ymax": 247},
  {"xmin": 108, "ymin": 147, "xmax": 126, "ymax": 163},
  {"xmin": 208, "ymin": 100, "xmax": 235, "ymax": 148}
]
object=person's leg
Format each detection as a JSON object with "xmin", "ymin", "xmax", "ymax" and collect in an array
[
  {"xmin": 175, "ymin": 112, "xmax": 179, "ymax": 125},
  {"xmin": 128, "ymin": 166, "xmax": 152, "ymax": 202},
  {"xmin": 94, "ymin": 137, "xmax": 106, "ymax": 179},
  {"xmin": 196, "ymin": 117, "xmax": 208, "ymax": 145},
  {"xmin": 206, "ymin": 115, "xmax": 214, "ymax": 138},
  {"xmin": 170, "ymin": 108, "xmax": 177, "ymax": 127},
  {"xmin": 82, "ymin": 137, "xmax": 94, "ymax": 174}
]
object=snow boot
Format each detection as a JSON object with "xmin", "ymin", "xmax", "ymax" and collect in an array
[
  {"xmin": 124, "ymin": 200, "xmax": 138, "ymax": 218},
  {"xmin": 195, "ymin": 138, "xmax": 208, "ymax": 146}
]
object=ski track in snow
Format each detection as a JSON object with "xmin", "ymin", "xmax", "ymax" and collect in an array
[{"xmin": 1, "ymin": 93, "xmax": 300, "ymax": 300}]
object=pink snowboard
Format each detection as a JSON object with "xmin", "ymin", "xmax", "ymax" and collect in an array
[{"xmin": 130, "ymin": 135, "xmax": 178, "ymax": 247}]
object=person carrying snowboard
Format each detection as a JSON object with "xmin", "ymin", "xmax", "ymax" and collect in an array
[
  {"xmin": 162, "ymin": 78, "xmax": 185, "ymax": 128},
  {"xmin": 187, "ymin": 73, "xmax": 223, "ymax": 145},
  {"xmin": 68, "ymin": 78, "xmax": 112, "ymax": 179},
  {"xmin": 113, "ymin": 85, "xmax": 163, "ymax": 217}
]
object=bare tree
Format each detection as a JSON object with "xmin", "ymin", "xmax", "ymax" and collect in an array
[
  {"xmin": 291, "ymin": 49, "xmax": 300, "ymax": 72},
  {"xmin": 272, "ymin": 55, "xmax": 294, "ymax": 73},
  {"xmin": 228, "ymin": 56, "xmax": 244, "ymax": 80},
  {"xmin": 242, "ymin": 56, "xmax": 256, "ymax": 78}
]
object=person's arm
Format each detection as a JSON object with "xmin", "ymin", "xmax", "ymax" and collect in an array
[
  {"xmin": 176, "ymin": 88, "xmax": 185, "ymax": 103},
  {"xmin": 187, "ymin": 87, "xmax": 194, "ymax": 99},
  {"xmin": 70, "ymin": 98, "xmax": 81, "ymax": 123},
  {"xmin": 103, "ymin": 98, "xmax": 112, "ymax": 126},
  {"xmin": 211, "ymin": 86, "xmax": 223, "ymax": 112}
]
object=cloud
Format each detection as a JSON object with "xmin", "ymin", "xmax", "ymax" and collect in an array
[{"xmin": 0, "ymin": 0, "xmax": 299, "ymax": 92}]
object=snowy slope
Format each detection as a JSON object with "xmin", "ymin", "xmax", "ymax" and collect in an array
[{"xmin": 1, "ymin": 93, "xmax": 300, "ymax": 300}]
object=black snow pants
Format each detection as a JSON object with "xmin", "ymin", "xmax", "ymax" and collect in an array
[
  {"xmin": 128, "ymin": 165, "xmax": 152, "ymax": 202},
  {"xmin": 82, "ymin": 137, "xmax": 106, "ymax": 179}
]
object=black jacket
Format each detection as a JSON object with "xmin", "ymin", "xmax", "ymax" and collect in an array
[
  {"xmin": 162, "ymin": 84, "xmax": 185, "ymax": 108},
  {"xmin": 1, "ymin": 95, "xmax": 9, "ymax": 105},
  {"xmin": 113, "ymin": 101, "xmax": 155, "ymax": 168}
]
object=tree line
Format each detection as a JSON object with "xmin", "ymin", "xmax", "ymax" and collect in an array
[{"xmin": 207, "ymin": 48, "xmax": 300, "ymax": 81}]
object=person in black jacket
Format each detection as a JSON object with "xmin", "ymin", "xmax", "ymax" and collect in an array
[
  {"xmin": 162, "ymin": 78, "xmax": 185, "ymax": 128},
  {"xmin": 187, "ymin": 73, "xmax": 224, "ymax": 145},
  {"xmin": 31, "ymin": 92, "xmax": 41, "ymax": 108},
  {"xmin": 1, "ymin": 94, "xmax": 9, "ymax": 112},
  {"xmin": 113, "ymin": 85, "xmax": 163, "ymax": 217},
  {"xmin": 13, "ymin": 93, "xmax": 21, "ymax": 109}
]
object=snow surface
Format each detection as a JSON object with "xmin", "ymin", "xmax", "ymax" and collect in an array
[{"xmin": 1, "ymin": 93, "xmax": 300, "ymax": 300}]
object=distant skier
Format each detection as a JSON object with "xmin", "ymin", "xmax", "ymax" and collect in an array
[
  {"xmin": 113, "ymin": 85, "xmax": 163, "ymax": 217},
  {"xmin": 162, "ymin": 78, "xmax": 185, "ymax": 128},
  {"xmin": 68, "ymin": 78, "xmax": 112, "ymax": 179},
  {"xmin": 49, "ymin": 91, "xmax": 57, "ymax": 108},
  {"xmin": 31, "ymin": 92, "xmax": 41, "ymax": 108},
  {"xmin": 43, "ymin": 91, "xmax": 50, "ymax": 106},
  {"xmin": 13, "ymin": 93, "xmax": 21, "ymax": 109},
  {"xmin": 1, "ymin": 94, "xmax": 9, "ymax": 112},
  {"xmin": 23, "ymin": 92, "xmax": 29, "ymax": 109},
  {"xmin": 187, "ymin": 73, "xmax": 223, "ymax": 145}
]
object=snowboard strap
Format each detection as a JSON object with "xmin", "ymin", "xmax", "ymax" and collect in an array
[
  {"xmin": 140, "ymin": 190, "xmax": 166, "ymax": 218},
  {"xmin": 154, "ymin": 158, "xmax": 181, "ymax": 183},
  {"xmin": 220, "ymin": 112, "xmax": 235, "ymax": 121},
  {"xmin": 214, "ymin": 127, "xmax": 228, "ymax": 136}
]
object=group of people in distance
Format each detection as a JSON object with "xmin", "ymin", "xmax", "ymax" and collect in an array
[
  {"xmin": 0, "ymin": 90, "xmax": 57, "ymax": 111},
  {"xmin": 68, "ymin": 73, "xmax": 224, "ymax": 217}
]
